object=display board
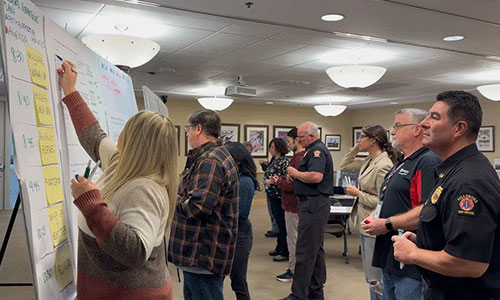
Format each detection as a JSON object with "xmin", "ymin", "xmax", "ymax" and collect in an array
[
  {"xmin": 142, "ymin": 85, "xmax": 168, "ymax": 117},
  {"xmin": 1, "ymin": 0, "xmax": 138, "ymax": 299}
]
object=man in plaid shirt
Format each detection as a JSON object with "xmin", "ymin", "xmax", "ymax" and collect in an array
[{"xmin": 168, "ymin": 109, "xmax": 239, "ymax": 300}]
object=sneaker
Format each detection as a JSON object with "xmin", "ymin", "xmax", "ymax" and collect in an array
[
  {"xmin": 276, "ymin": 269, "xmax": 294, "ymax": 282},
  {"xmin": 265, "ymin": 231, "xmax": 278, "ymax": 238},
  {"xmin": 268, "ymin": 250, "xmax": 278, "ymax": 256},
  {"xmin": 273, "ymin": 255, "xmax": 289, "ymax": 262}
]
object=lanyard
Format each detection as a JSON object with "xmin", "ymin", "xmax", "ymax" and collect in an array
[{"xmin": 374, "ymin": 160, "xmax": 407, "ymax": 219}]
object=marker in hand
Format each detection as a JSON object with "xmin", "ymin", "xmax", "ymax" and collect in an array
[
  {"xmin": 361, "ymin": 219, "xmax": 371, "ymax": 225},
  {"xmin": 398, "ymin": 229, "xmax": 405, "ymax": 269},
  {"xmin": 83, "ymin": 160, "xmax": 92, "ymax": 179}
]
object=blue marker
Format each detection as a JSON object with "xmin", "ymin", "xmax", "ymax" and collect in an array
[
  {"xmin": 75, "ymin": 174, "xmax": 79, "ymax": 180},
  {"xmin": 56, "ymin": 55, "xmax": 77, "ymax": 73}
]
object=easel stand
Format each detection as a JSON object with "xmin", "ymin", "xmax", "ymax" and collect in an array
[{"xmin": 0, "ymin": 192, "xmax": 33, "ymax": 287}]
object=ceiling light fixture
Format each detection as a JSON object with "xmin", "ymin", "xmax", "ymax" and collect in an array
[
  {"xmin": 321, "ymin": 14, "xmax": 344, "ymax": 22},
  {"xmin": 477, "ymin": 84, "xmax": 500, "ymax": 101},
  {"xmin": 197, "ymin": 97, "xmax": 234, "ymax": 111},
  {"xmin": 326, "ymin": 65, "xmax": 387, "ymax": 88},
  {"xmin": 443, "ymin": 35, "xmax": 464, "ymax": 42},
  {"xmin": 82, "ymin": 24, "xmax": 160, "ymax": 71},
  {"xmin": 314, "ymin": 104, "xmax": 347, "ymax": 117}
]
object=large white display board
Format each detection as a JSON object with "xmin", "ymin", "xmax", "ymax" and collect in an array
[{"xmin": 1, "ymin": 0, "xmax": 138, "ymax": 299}]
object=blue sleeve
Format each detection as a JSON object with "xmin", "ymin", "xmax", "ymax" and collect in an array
[{"xmin": 238, "ymin": 176, "xmax": 255, "ymax": 220}]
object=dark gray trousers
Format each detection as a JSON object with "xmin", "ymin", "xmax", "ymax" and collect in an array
[{"xmin": 290, "ymin": 195, "xmax": 330, "ymax": 300}]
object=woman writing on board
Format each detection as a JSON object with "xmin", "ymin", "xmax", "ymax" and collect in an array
[{"xmin": 58, "ymin": 61, "xmax": 177, "ymax": 300}]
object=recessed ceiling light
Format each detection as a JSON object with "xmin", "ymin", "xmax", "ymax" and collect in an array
[
  {"xmin": 266, "ymin": 101, "xmax": 274, "ymax": 105},
  {"xmin": 321, "ymin": 14, "xmax": 344, "ymax": 22},
  {"xmin": 390, "ymin": 101, "xmax": 399, "ymax": 105},
  {"xmin": 443, "ymin": 35, "xmax": 464, "ymax": 42}
]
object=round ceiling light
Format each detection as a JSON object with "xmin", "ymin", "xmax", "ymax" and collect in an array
[
  {"xmin": 321, "ymin": 14, "xmax": 344, "ymax": 22},
  {"xmin": 326, "ymin": 65, "xmax": 387, "ymax": 88},
  {"xmin": 197, "ymin": 97, "xmax": 234, "ymax": 111},
  {"xmin": 477, "ymin": 84, "xmax": 500, "ymax": 101},
  {"xmin": 443, "ymin": 35, "xmax": 464, "ymax": 42},
  {"xmin": 314, "ymin": 104, "xmax": 347, "ymax": 117}
]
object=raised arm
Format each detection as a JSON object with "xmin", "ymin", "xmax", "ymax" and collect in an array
[{"xmin": 58, "ymin": 61, "xmax": 108, "ymax": 163}]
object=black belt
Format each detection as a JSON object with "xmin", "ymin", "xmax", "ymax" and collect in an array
[{"xmin": 298, "ymin": 195, "xmax": 329, "ymax": 201}]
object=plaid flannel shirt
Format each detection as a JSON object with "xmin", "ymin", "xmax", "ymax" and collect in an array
[{"xmin": 168, "ymin": 139, "xmax": 239, "ymax": 276}]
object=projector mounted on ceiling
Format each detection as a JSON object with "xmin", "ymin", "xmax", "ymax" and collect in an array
[{"xmin": 225, "ymin": 75, "xmax": 257, "ymax": 97}]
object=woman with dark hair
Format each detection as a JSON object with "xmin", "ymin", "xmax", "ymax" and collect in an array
[
  {"xmin": 264, "ymin": 138, "xmax": 290, "ymax": 262},
  {"xmin": 225, "ymin": 142, "xmax": 259, "ymax": 300},
  {"xmin": 340, "ymin": 124, "xmax": 397, "ymax": 300}
]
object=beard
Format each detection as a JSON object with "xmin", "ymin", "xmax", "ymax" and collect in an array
[{"xmin": 392, "ymin": 138, "xmax": 402, "ymax": 153}]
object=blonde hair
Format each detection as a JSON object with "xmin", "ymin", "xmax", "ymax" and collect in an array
[{"xmin": 98, "ymin": 110, "xmax": 178, "ymax": 226}]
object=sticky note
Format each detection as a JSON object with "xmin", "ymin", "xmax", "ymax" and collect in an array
[
  {"xmin": 38, "ymin": 127, "xmax": 59, "ymax": 165},
  {"xmin": 42, "ymin": 166, "xmax": 64, "ymax": 205},
  {"xmin": 48, "ymin": 203, "xmax": 67, "ymax": 246},
  {"xmin": 25, "ymin": 46, "xmax": 50, "ymax": 88},
  {"xmin": 33, "ymin": 86, "xmax": 54, "ymax": 125},
  {"xmin": 54, "ymin": 245, "xmax": 73, "ymax": 291}
]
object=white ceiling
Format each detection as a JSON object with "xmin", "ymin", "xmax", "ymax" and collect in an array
[{"xmin": 33, "ymin": 0, "xmax": 500, "ymax": 109}]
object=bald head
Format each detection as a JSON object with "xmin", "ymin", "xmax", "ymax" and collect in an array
[
  {"xmin": 298, "ymin": 122, "xmax": 320, "ymax": 148},
  {"xmin": 299, "ymin": 122, "xmax": 319, "ymax": 138}
]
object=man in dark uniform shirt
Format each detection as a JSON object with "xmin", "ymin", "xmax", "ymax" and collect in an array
[
  {"xmin": 279, "ymin": 122, "xmax": 333, "ymax": 300},
  {"xmin": 392, "ymin": 91, "xmax": 500, "ymax": 300}
]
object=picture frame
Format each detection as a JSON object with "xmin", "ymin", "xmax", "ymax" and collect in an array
[
  {"xmin": 244, "ymin": 124, "xmax": 269, "ymax": 158},
  {"xmin": 352, "ymin": 127, "xmax": 368, "ymax": 156},
  {"xmin": 221, "ymin": 123, "xmax": 240, "ymax": 143},
  {"xmin": 175, "ymin": 125, "xmax": 180, "ymax": 156},
  {"xmin": 273, "ymin": 125, "xmax": 295, "ymax": 156},
  {"xmin": 325, "ymin": 134, "xmax": 341, "ymax": 151},
  {"xmin": 476, "ymin": 126, "xmax": 495, "ymax": 152}
]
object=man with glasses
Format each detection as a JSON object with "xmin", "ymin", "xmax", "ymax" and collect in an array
[
  {"xmin": 363, "ymin": 108, "xmax": 439, "ymax": 300},
  {"xmin": 279, "ymin": 122, "xmax": 333, "ymax": 300},
  {"xmin": 392, "ymin": 91, "xmax": 500, "ymax": 300},
  {"xmin": 169, "ymin": 109, "xmax": 239, "ymax": 300}
]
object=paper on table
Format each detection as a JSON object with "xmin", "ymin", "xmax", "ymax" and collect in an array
[
  {"xmin": 54, "ymin": 245, "xmax": 73, "ymax": 291},
  {"xmin": 38, "ymin": 127, "xmax": 59, "ymax": 165},
  {"xmin": 42, "ymin": 165, "xmax": 64, "ymax": 205},
  {"xmin": 25, "ymin": 45, "xmax": 50, "ymax": 88},
  {"xmin": 48, "ymin": 203, "xmax": 67, "ymax": 247},
  {"xmin": 33, "ymin": 86, "xmax": 54, "ymax": 125}
]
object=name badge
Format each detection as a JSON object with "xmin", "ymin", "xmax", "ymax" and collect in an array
[{"xmin": 373, "ymin": 201, "xmax": 383, "ymax": 219}]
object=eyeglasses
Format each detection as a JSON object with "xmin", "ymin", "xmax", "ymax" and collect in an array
[
  {"xmin": 297, "ymin": 134, "xmax": 312, "ymax": 139},
  {"xmin": 359, "ymin": 133, "xmax": 370, "ymax": 139},
  {"xmin": 184, "ymin": 124, "xmax": 196, "ymax": 133},
  {"xmin": 392, "ymin": 123, "xmax": 418, "ymax": 130}
]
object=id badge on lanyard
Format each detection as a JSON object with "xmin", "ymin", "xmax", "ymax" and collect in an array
[{"xmin": 373, "ymin": 201, "xmax": 383, "ymax": 219}]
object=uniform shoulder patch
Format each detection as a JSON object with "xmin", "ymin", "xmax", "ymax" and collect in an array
[
  {"xmin": 431, "ymin": 186, "xmax": 443, "ymax": 204},
  {"xmin": 456, "ymin": 194, "xmax": 478, "ymax": 216},
  {"xmin": 313, "ymin": 150, "xmax": 321, "ymax": 158}
]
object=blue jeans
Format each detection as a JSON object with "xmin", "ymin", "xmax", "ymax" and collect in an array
[
  {"xmin": 382, "ymin": 269, "xmax": 424, "ymax": 300},
  {"xmin": 183, "ymin": 271, "xmax": 224, "ymax": 300}
]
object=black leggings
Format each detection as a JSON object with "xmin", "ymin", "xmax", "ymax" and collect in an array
[{"xmin": 269, "ymin": 193, "xmax": 288, "ymax": 257}]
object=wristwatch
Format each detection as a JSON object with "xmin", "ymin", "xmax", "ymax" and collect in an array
[{"xmin": 385, "ymin": 217, "xmax": 394, "ymax": 231}]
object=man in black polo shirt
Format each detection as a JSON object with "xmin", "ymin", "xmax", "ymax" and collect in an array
[
  {"xmin": 392, "ymin": 91, "xmax": 500, "ymax": 300},
  {"xmin": 278, "ymin": 122, "xmax": 333, "ymax": 300},
  {"xmin": 363, "ymin": 108, "xmax": 440, "ymax": 299}
]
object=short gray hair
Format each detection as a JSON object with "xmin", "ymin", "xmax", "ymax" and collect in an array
[
  {"xmin": 396, "ymin": 108, "xmax": 428, "ymax": 123},
  {"xmin": 303, "ymin": 122, "xmax": 319, "ymax": 137}
]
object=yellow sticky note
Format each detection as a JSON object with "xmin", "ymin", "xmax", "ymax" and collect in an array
[
  {"xmin": 33, "ymin": 87, "xmax": 54, "ymax": 126},
  {"xmin": 42, "ymin": 166, "xmax": 64, "ymax": 205},
  {"xmin": 25, "ymin": 46, "xmax": 50, "ymax": 88},
  {"xmin": 54, "ymin": 245, "xmax": 73, "ymax": 291},
  {"xmin": 38, "ymin": 127, "xmax": 59, "ymax": 165},
  {"xmin": 48, "ymin": 203, "xmax": 67, "ymax": 247}
]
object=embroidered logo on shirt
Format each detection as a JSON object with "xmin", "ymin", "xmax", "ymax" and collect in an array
[
  {"xmin": 438, "ymin": 173, "xmax": 445, "ymax": 179},
  {"xmin": 398, "ymin": 168, "xmax": 410, "ymax": 176},
  {"xmin": 457, "ymin": 194, "xmax": 478, "ymax": 216},
  {"xmin": 431, "ymin": 186, "xmax": 443, "ymax": 204},
  {"xmin": 313, "ymin": 150, "xmax": 321, "ymax": 158}
]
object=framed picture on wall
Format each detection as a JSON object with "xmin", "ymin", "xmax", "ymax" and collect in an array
[
  {"xmin": 175, "ymin": 125, "xmax": 180, "ymax": 155},
  {"xmin": 352, "ymin": 127, "xmax": 368, "ymax": 156},
  {"xmin": 325, "ymin": 134, "xmax": 341, "ymax": 151},
  {"xmin": 244, "ymin": 125, "xmax": 269, "ymax": 158},
  {"xmin": 476, "ymin": 126, "xmax": 495, "ymax": 152},
  {"xmin": 221, "ymin": 123, "xmax": 240, "ymax": 143},
  {"xmin": 273, "ymin": 125, "xmax": 295, "ymax": 156}
]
